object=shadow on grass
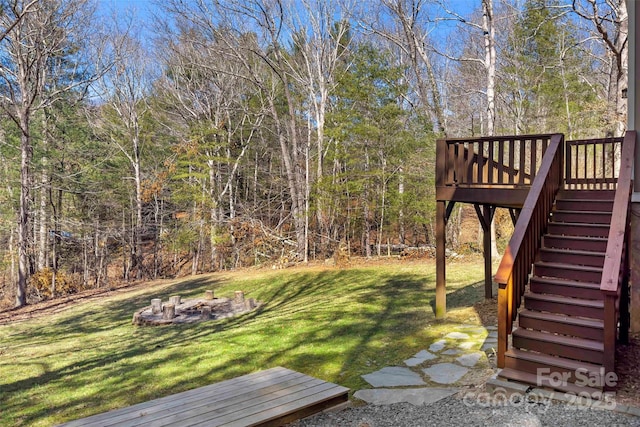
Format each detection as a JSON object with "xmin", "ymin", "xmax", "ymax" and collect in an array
[{"xmin": 0, "ymin": 264, "xmax": 487, "ymax": 426}]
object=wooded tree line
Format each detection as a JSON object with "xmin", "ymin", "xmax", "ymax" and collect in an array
[{"xmin": 0, "ymin": 0, "xmax": 628, "ymax": 308}]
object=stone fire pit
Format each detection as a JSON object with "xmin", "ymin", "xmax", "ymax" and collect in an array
[{"xmin": 132, "ymin": 290, "xmax": 260, "ymax": 326}]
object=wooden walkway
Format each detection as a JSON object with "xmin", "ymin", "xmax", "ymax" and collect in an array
[{"xmin": 58, "ymin": 367, "xmax": 349, "ymax": 427}]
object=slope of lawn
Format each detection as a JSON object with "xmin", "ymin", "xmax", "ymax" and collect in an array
[{"xmin": 0, "ymin": 258, "xmax": 486, "ymax": 426}]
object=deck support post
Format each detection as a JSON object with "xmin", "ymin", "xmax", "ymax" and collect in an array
[
  {"xmin": 436, "ymin": 201, "xmax": 447, "ymax": 319},
  {"xmin": 474, "ymin": 204, "xmax": 496, "ymax": 299},
  {"xmin": 631, "ymin": 204, "xmax": 640, "ymax": 333}
]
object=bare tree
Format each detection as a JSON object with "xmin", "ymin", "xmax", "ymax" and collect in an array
[
  {"xmin": 161, "ymin": 0, "xmax": 312, "ymax": 261},
  {"xmin": 572, "ymin": 0, "xmax": 628, "ymax": 136},
  {"xmin": 0, "ymin": 0, "xmax": 38, "ymax": 43},
  {"xmin": 0, "ymin": 0, "xmax": 102, "ymax": 307},
  {"xmin": 365, "ymin": 0, "xmax": 448, "ymax": 135},
  {"xmin": 95, "ymin": 21, "xmax": 154, "ymax": 280}
]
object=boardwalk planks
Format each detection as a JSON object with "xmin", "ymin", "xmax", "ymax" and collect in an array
[{"xmin": 57, "ymin": 367, "xmax": 348, "ymax": 427}]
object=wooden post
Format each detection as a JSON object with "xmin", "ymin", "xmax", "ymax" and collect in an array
[
  {"xmin": 474, "ymin": 204, "xmax": 495, "ymax": 299},
  {"xmin": 201, "ymin": 306, "xmax": 212, "ymax": 319},
  {"xmin": 484, "ymin": 206, "xmax": 495, "ymax": 299},
  {"xmin": 631, "ymin": 204, "xmax": 640, "ymax": 333},
  {"xmin": 497, "ymin": 284, "xmax": 507, "ymax": 368},
  {"xmin": 163, "ymin": 303, "xmax": 175, "ymax": 320},
  {"xmin": 151, "ymin": 298, "xmax": 162, "ymax": 314},
  {"xmin": 204, "ymin": 290, "xmax": 214, "ymax": 300},
  {"xmin": 603, "ymin": 294, "xmax": 616, "ymax": 388},
  {"xmin": 169, "ymin": 295, "xmax": 181, "ymax": 306},
  {"xmin": 435, "ymin": 201, "xmax": 446, "ymax": 319},
  {"xmin": 234, "ymin": 291, "xmax": 245, "ymax": 304}
]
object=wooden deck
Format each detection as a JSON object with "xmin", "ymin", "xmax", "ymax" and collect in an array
[{"xmin": 57, "ymin": 367, "xmax": 349, "ymax": 427}]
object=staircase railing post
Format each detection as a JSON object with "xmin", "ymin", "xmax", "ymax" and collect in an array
[{"xmin": 603, "ymin": 293, "xmax": 616, "ymax": 388}]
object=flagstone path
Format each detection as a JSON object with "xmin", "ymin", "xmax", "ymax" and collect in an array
[{"xmin": 354, "ymin": 324, "xmax": 498, "ymax": 406}]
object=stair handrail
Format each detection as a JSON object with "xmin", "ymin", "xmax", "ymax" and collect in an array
[
  {"xmin": 600, "ymin": 130, "xmax": 636, "ymax": 377},
  {"xmin": 494, "ymin": 133, "xmax": 564, "ymax": 368}
]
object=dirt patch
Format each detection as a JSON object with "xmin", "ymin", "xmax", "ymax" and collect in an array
[
  {"xmin": 614, "ymin": 332, "xmax": 640, "ymax": 407},
  {"xmin": 473, "ymin": 296, "xmax": 498, "ymax": 327}
]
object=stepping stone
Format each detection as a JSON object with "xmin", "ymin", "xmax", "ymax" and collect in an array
[
  {"xmin": 487, "ymin": 331, "xmax": 498, "ymax": 338},
  {"xmin": 482, "ymin": 343, "xmax": 497, "ymax": 352},
  {"xmin": 354, "ymin": 387, "xmax": 459, "ymax": 406},
  {"xmin": 456, "ymin": 352, "xmax": 484, "ymax": 367},
  {"xmin": 445, "ymin": 331, "xmax": 470, "ymax": 340},
  {"xmin": 404, "ymin": 350, "xmax": 436, "ymax": 367},
  {"xmin": 442, "ymin": 349, "xmax": 460, "ymax": 355},
  {"xmin": 362, "ymin": 367, "xmax": 426, "ymax": 387},
  {"xmin": 486, "ymin": 326, "xmax": 498, "ymax": 330},
  {"xmin": 458, "ymin": 342, "xmax": 476, "ymax": 350},
  {"xmin": 429, "ymin": 340, "xmax": 447, "ymax": 352},
  {"xmin": 422, "ymin": 363, "xmax": 469, "ymax": 384}
]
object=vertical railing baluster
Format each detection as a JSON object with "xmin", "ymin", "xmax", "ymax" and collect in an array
[
  {"xmin": 509, "ymin": 139, "xmax": 515, "ymax": 184},
  {"xmin": 498, "ymin": 140, "xmax": 505, "ymax": 184},
  {"xmin": 519, "ymin": 138, "xmax": 526, "ymax": 185},
  {"xmin": 477, "ymin": 141, "xmax": 484, "ymax": 183},
  {"xmin": 488, "ymin": 140, "xmax": 495, "ymax": 185}
]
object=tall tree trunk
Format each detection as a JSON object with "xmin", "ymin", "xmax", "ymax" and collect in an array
[
  {"xmin": 363, "ymin": 146, "xmax": 371, "ymax": 258},
  {"xmin": 132, "ymin": 133, "xmax": 143, "ymax": 280},
  {"xmin": 17, "ymin": 112, "xmax": 31, "ymax": 307},
  {"xmin": 614, "ymin": 0, "xmax": 628, "ymax": 137},
  {"xmin": 483, "ymin": 0, "xmax": 499, "ymax": 258}
]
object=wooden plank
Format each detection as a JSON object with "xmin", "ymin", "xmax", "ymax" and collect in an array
[
  {"xmin": 58, "ymin": 367, "xmax": 348, "ymax": 427},
  {"xmin": 435, "ymin": 187, "xmax": 528, "ymax": 208},
  {"xmin": 435, "ymin": 139, "xmax": 446, "ymax": 186},
  {"xmin": 201, "ymin": 383, "xmax": 346, "ymax": 427},
  {"xmin": 58, "ymin": 368, "xmax": 299, "ymax": 427},
  {"xmin": 220, "ymin": 385, "xmax": 348, "ymax": 427},
  {"xmin": 145, "ymin": 378, "xmax": 331, "ymax": 426},
  {"xmin": 120, "ymin": 374, "xmax": 320, "ymax": 427}
]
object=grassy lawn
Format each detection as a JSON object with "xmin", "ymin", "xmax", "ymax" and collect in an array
[{"xmin": 0, "ymin": 258, "xmax": 486, "ymax": 426}]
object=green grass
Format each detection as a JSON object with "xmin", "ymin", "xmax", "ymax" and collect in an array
[{"xmin": 0, "ymin": 258, "xmax": 485, "ymax": 426}]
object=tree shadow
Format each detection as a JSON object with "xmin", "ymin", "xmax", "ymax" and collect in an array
[{"xmin": 0, "ymin": 265, "xmax": 487, "ymax": 426}]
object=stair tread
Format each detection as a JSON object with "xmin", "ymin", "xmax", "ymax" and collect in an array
[
  {"xmin": 557, "ymin": 198, "xmax": 613, "ymax": 202},
  {"xmin": 505, "ymin": 348, "xmax": 603, "ymax": 372},
  {"xmin": 557, "ymin": 190, "xmax": 614, "ymax": 199},
  {"xmin": 530, "ymin": 276, "xmax": 601, "ymax": 289},
  {"xmin": 497, "ymin": 368, "xmax": 604, "ymax": 395},
  {"xmin": 513, "ymin": 328, "xmax": 604, "ymax": 351},
  {"xmin": 534, "ymin": 261, "xmax": 603, "ymax": 273},
  {"xmin": 519, "ymin": 309, "xmax": 604, "ymax": 329},
  {"xmin": 547, "ymin": 221, "xmax": 609, "ymax": 228},
  {"xmin": 525, "ymin": 292, "xmax": 604, "ymax": 308},
  {"xmin": 539, "ymin": 247, "xmax": 605, "ymax": 257},
  {"xmin": 543, "ymin": 234, "xmax": 607, "ymax": 242},
  {"xmin": 553, "ymin": 209, "xmax": 612, "ymax": 214}
]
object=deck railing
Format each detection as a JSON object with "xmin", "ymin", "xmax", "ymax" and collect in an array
[
  {"xmin": 600, "ymin": 130, "xmax": 635, "ymax": 379},
  {"xmin": 494, "ymin": 134, "xmax": 564, "ymax": 368},
  {"xmin": 565, "ymin": 136, "xmax": 623, "ymax": 189},
  {"xmin": 438, "ymin": 134, "xmax": 554, "ymax": 187}
]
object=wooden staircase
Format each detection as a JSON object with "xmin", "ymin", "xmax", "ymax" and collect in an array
[
  {"xmin": 435, "ymin": 131, "xmax": 636, "ymax": 397},
  {"xmin": 498, "ymin": 189, "xmax": 614, "ymax": 394}
]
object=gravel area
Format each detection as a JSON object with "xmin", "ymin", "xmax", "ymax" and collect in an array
[{"xmin": 291, "ymin": 395, "xmax": 640, "ymax": 427}]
